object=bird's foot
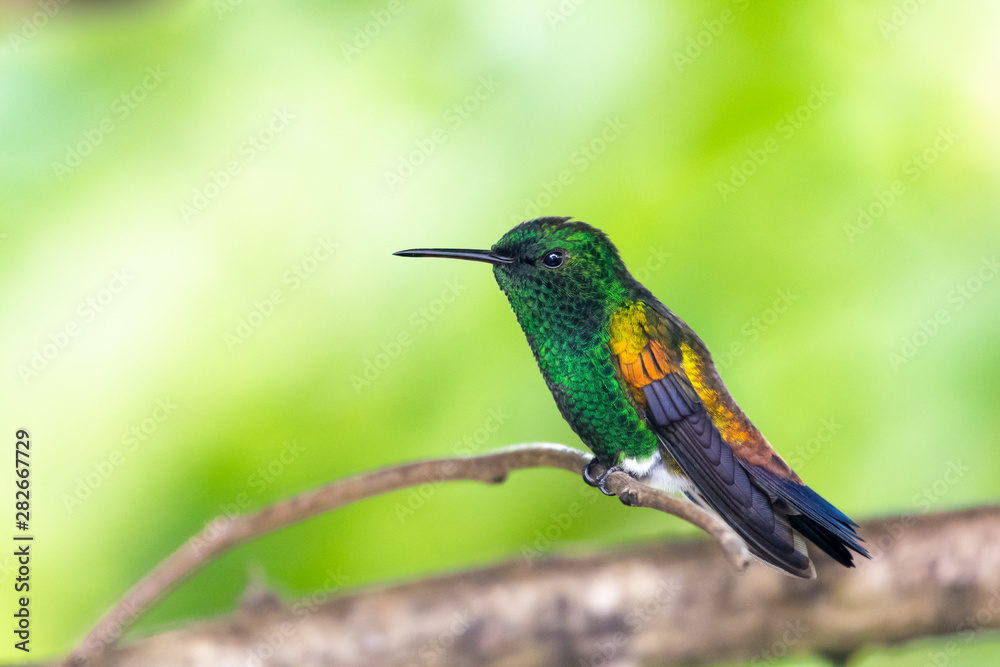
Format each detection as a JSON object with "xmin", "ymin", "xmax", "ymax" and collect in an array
[
  {"xmin": 582, "ymin": 458, "xmax": 604, "ymax": 487},
  {"xmin": 582, "ymin": 458, "xmax": 623, "ymax": 497}
]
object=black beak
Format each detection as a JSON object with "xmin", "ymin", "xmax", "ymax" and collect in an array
[{"xmin": 393, "ymin": 248, "xmax": 514, "ymax": 266}]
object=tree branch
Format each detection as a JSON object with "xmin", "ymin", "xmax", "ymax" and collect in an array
[
  {"xmin": 73, "ymin": 506, "xmax": 1000, "ymax": 667},
  {"xmin": 63, "ymin": 443, "xmax": 748, "ymax": 667}
]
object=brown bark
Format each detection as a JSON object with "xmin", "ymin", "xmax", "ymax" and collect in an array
[
  {"xmin": 62, "ymin": 443, "xmax": 748, "ymax": 667},
  {"xmin": 84, "ymin": 506, "xmax": 1000, "ymax": 667}
]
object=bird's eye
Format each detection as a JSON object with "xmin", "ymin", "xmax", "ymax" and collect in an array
[{"xmin": 541, "ymin": 250, "xmax": 565, "ymax": 269}]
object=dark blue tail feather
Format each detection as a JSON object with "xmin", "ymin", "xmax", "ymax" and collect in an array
[{"xmin": 748, "ymin": 467, "xmax": 870, "ymax": 565}]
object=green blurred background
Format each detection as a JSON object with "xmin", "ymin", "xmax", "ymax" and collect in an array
[{"xmin": 2, "ymin": 0, "xmax": 999, "ymax": 664}]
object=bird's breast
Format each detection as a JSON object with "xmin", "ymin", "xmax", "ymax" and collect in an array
[{"xmin": 531, "ymin": 334, "xmax": 661, "ymax": 463}]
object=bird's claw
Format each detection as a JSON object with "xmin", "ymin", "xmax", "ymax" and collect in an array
[
  {"xmin": 582, "ymin": 458, "xmax": 622, "ymax": 496},
  {"xmin": 582, "ymin": 458, "xmax": 604, "ymax": 487}
]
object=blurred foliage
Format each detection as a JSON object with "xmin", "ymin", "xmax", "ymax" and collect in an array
[{"xmin": 1, "ymin": 0, "xmax": 999, "ymax": 663}]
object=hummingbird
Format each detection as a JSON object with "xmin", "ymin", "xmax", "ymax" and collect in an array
[{"xmin": 395, "ymin": 216, "xmax": 868, "ymax": 578}]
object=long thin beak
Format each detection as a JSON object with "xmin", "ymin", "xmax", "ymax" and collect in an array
[{"xmin": 393, "ymin": 248, "xmax": 514, "ymax": 266}]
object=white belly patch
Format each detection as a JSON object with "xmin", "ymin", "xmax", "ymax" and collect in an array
[{"xmin": 620, "ymin": 451, "xmax": 692, "ymax": 493}]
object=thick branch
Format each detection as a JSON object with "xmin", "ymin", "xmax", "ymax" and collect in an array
[
  {"xmin": 85, "ymin": 506, "xmax": 1000, "ymax": 667},
  {"xmin": 64, "ymin": 443, "xmax": 747, "ymax": 667}
]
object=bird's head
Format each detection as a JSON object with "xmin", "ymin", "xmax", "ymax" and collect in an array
[{"xmin": 396, "ymin": 217, "xmax": 634, "ymax": 340}]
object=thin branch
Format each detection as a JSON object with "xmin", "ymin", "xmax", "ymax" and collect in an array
[{"xmin": 63, "ymin": 443, "xmax": 747, "ymax": 667}]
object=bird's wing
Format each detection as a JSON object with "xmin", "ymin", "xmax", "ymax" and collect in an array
[{"xmin": 609, "ymin": 301, "xmax": 815, "ymax": 577}]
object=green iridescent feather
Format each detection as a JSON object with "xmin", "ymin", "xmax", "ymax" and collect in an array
[{"xmin": 491, "ymin": 218, "xmax": 661, "ymax": 462}]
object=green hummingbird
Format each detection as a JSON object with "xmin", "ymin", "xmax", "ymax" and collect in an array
[{"xmin": 395, "ymin": 216, "xmax": 868, "ymax": 578}]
